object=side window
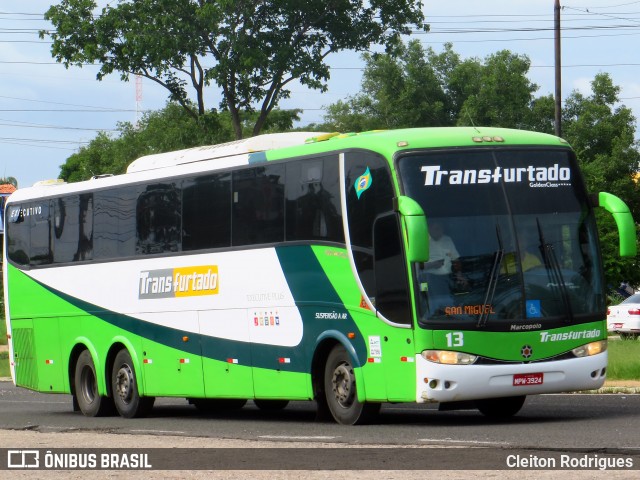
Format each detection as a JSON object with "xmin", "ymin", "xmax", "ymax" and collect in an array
[
  {"xmin": 53, "ymin": 196, "xmax": 81, "ymax": 263},
  {"xmin": 53, "ymin": 196, "xmax": 76, "ymax": 263},
  {"xmin": 183, "ymin": 173, "xmax": 231, "ymax": 250},
  {"xmin": 286, "ymin": 156, "xmax": 344, "ymax": 243},
  {"xmin": 136, "ymin": 183, "xmax": 182, "ymax": 254},
  {"xmin": 373, "ymin": 213, "xmax": 411, "ymax": 324},
  {"xmin": 29, "ymin": 201, "xmax": 52, "ymax": 266},
  {"xmin": 95, "ymin": 186, "xmax": 139, "ymax": 260},
  {"xmin": 232, "ymin": 164, "xmax": 285, "ymax": 246},
  {"xmin": 76, "ymin": 194, "xmax": 93, "ymax": 261},
  {"xmin": 345, "ymin": 152, "xmax": 395, "ymax": 297},
  {"xmin": 6, "ymin": 205, "xmax": 30, "ymax": 266}
]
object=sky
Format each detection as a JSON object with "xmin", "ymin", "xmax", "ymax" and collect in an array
[{"xmin": 1, "ymin": 0, "xmax": 640, "ymax": 188}]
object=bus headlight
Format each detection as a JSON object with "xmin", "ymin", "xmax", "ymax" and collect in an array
[
  {"xmin": 422, "ymin": 350, "xmax": 477, "ymax": 365},
  {"xmin": 572, "ymin": 340, "xmax": 607, "ymax": 358}
]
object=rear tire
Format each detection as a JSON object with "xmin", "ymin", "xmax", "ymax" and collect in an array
[
  {"xmin": 111, "ymin": 349, "xmax": 154, "ymax": 418},
  {"xmin": 475, "ymin": 395, "xmax": 526, "ymax": 419},
  {"xmin": 324, "ymin": 345, "xmax": 380, "ymax": 425},
  {"xmin": 74, "ymin": 350, "xmax": 114, "ymax": 417}
]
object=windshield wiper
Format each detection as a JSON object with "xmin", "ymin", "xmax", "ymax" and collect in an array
[
  {"xmin": 536, "ymin": 219, "xmax": 574, "ymax": 323},
  {"xmin": 477, "ymin": 224, "xmax": 504, "ymax": 328}
]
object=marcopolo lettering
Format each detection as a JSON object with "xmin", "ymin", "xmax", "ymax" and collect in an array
[
  {"xmin": 139, "ymin": 265, "xmax": 219, "ymax": 299},
  {"xmin": 421, "ymin": 164, "xmax": 571, "ymax": 186}
]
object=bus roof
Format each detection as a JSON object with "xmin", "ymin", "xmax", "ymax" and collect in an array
[{"xmin": 7, "ymin": 127, "xmax": 569, "ymax": 203}]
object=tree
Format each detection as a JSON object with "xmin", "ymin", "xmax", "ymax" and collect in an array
[
  {"xmin": 456, "ymin": 50, "xmax": 538, "ymax": 128},
  {"xmin": 0, "ymin": 177, "xmax": 18, "ymax": 188},
  {"xmin": 321, "ymin": 41, "xmax": 538, "ymax": 131},
  {"xmin": 561, "ymin": 73, "xmax": 640, "ymax": 289},
  {"xmin": 42, "ymin": 0, "xmax": 427, "ymax": 140}
]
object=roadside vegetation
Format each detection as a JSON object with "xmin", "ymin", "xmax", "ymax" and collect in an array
[{"xmin": 607, "ymin": 338, "xmax": 640, "ymax": 380}]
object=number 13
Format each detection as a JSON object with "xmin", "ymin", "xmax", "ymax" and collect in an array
[{"xmin": 445, "ymin": 332, "xmax": 464, "ymax": 347}]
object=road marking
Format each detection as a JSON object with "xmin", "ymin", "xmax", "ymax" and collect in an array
[
  {"xmin": 419, "ymin": 438, "xmax": 510, "ymax": 446},
  {"xmin": 258, "ymin": 435, "xmax": 339, "ymax": 441},
  {"xmin": 131, "ymin": 429, "xmax": 186, "ymax": 435}
]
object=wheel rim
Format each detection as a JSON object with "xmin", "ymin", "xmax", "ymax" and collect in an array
[
  {"xmin": 115, "ymin": 363, "xmax": 134, "ymax": 405},
  {"xmin": 331, "ymin": 361, "xmax": 355, "ymax": 408},
  {"xmin": 80, "ymin": 365, "xmax": 97, "ymax": 404}
]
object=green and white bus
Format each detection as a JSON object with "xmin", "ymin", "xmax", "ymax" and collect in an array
[{"xmin": 3, "ymin": 128, "xmax": 636, "ymax": 424}]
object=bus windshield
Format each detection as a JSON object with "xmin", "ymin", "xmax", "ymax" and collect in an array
[{"xmin": 397, "ymin": 147, "xmax": 605, "ymax": 332}]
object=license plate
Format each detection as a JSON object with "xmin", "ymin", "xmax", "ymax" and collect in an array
[
  {"xmin": 613, "ymin": 323, "xmax": 624, "ymax": 329},
  {"xmin": 513, "ymin": 372, "xmax": 544, "ymax": 386}
]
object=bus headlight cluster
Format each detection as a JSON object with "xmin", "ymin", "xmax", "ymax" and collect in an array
[
  {"xmin": 572, "ymin": 340, "xmax": 607, "ymax": 358},
  {"xmin": 422, "ymin": 350, "xmax": 478, "ymax": 365}
]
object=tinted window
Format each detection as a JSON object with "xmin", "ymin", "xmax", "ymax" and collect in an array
[
  {"xmin": 53, "ymin": 194, "xmax": 93, "ymax": 263},
  {"xmin": 345, "ymin": 152, "xmax": 395, "ymax": 296},
  {"xmin": 183, "ymin": 173, "xmax": 231, "ymax": 250},
  {"xmin": 29, "ymin": 201, "xmax": 52, "ymax": 266},
  {"xmin": 136, "ymin": 183, "xmax": 182, "ymax": 254},
  {"xmin": 232, "ymin": 165, "xmax": 285, "ymax": 245},
  {"xmin": 6, "ymin": 205, "xmax": 30, "ymax": 266},
  {"xmin": 94, "ymin": 186, "xmax": 139, "ymax": 259},
  {"xmin": 286, "ymin": 157, "xmax": 344, "ymax": 243}
]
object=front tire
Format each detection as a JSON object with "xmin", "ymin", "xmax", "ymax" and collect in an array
[
  {"xmin": 74, "ymin": 350, "xmax": 114, "ymax": 417},
  {"xmin": 111, "ymin": 349, "xmax": 154, "ymax": 418},
  {"xmin": 475, "ymin": 395, "xmax": 526, "ymax": 419},
  {"xmin": 324, "ymin": 345, "xmax": 380, "ymax": 425}
]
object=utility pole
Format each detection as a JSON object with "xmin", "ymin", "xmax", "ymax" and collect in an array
[{"xmin": 554, "ymin": 0, "xmax": 562, "ymax": 137}]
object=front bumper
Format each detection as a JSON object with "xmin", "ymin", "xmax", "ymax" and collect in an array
[{"xmin": 415, "ymin": 351, "xmax": 607, "ymax": 403}]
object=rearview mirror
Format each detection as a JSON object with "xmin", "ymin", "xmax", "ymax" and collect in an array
[
  {"xmin": 595, "ymin": 192, "xmax": 637, "ymax": 257},
  {"xmin": 395, "ymin": 196, "xmax": 429, "ymax": 262}
]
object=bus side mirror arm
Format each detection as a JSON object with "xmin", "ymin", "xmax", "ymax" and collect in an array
[
  {"xmin": 394, "ymin": 196, "xmax": 429, "ymax": 263},
  {"xmin": 595, "ymin": 192, "xmax": 637, "ymax": 257}
]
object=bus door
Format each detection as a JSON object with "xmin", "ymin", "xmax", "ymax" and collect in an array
[{"xmin": 344, "ymin": 152, "xmax": 416, "ymax": 402}]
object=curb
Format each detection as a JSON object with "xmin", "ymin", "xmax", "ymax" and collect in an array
[{"xmin": 590, "ymin": 386, "xmax": 640, "ymax": 394}]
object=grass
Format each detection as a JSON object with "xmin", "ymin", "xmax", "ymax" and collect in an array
[
  {"xmin": 0, "ymin": 315, "xmax": 6, "ymax": 346},
  {"xmin": 607, "ymin": 338, "xmax": 640, "ymax": 380},
  {"xmin": 0, "ymin": 351, "xmax": 7, "ymax": 378}
]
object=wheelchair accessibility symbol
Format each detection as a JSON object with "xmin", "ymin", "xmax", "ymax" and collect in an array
[{"xmin": 526, "ymin": 300, "xmax": 541, "ymax": 318}]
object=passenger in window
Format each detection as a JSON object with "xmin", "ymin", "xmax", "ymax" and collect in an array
[{"xmin": 501, "ymin": 237, "xmax": 542, "ymax": 275}]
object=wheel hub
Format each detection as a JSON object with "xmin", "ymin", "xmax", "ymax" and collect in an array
[
  {"xmin": 331, "ymin": 362, "xmax": 355, "ymax": 407},
  {"xmin": 115, "ymin": 365, "xmax": 134, "ymax": 404}
]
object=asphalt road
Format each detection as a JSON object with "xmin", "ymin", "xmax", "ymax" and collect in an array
[
  {"xmin": 1, "ymin": 380, "xmax": 639, "ymax": 448},
  {"xmin": 1, "ymin": 381, "xmax": 639, "ymax": 478}
]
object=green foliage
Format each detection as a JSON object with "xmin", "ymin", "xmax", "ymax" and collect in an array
[
  {"xmin": 561, "ymin": 74, "xmax": 640, "ymax": 288},
  {"xmin": 607, "ymin": 339, "xmax": 640, "ymax": 380},
  {"xmin": 0, "ymin": 352, "xmax": 8, "ymax": 379},
  {"xmin": 456, "ymin": 50, "xmax": 538, "ymax": 128},
  {"xmin": 43, "ymin": 0, "xmax": 426, "ymax": 138},
  {"xmin": 0, "ymin": 177, "xmax": 17, "ymax": 188},
  {"xmin": 321, "ymin": 41, "xmax": 538, "ymax": 131}
]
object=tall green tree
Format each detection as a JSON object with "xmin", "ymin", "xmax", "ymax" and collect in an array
[
  {"xmin": 456, "ymin": 50, "xmax": 538, "ymax": 128},
  {"xmin": 561, "ymin": 73, "xmax": 640, "ymax": 288},
  {"xmin": 321, "ymin": 41, "xmax": 538, "ymax": 131},
  {"xmin": 42, "ymin": 0, "xmax": 427, "ymax": 140}
]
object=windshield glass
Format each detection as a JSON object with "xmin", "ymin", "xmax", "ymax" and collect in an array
[{"xmin": 397, "ymin": 148, "xmax": 605, "ymax": 331}]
